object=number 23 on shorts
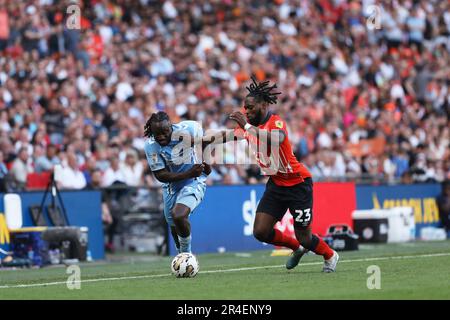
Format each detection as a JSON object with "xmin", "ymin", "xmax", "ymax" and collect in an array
[{"xmin": 294, "ymin": 208, "xmax": 312, "ymax": 226}]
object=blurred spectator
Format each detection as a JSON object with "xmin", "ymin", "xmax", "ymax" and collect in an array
[
  {"xmin": 82, "ymin": 156, "xmax": 98, "ymax": 185},
  {"xmin": 10, "ymin": 147, "xmax": 33, "ymax": 190},
  {"xmin": 102, "ymin": 157, "xmax": 125, "ymax": 187},
  {"xmin": 55, "ymin": 152, "xmax": 87, "ymax": 190},
  {"xmin": 0, "ymin": 2, "xmax": 8, "ymax": 49},
  {"xmin": 392, "ymin": 150, "xmax": 410, "ymax": 178},
  {"xmin": 0, "ymin": 150, "xmax": 8, "ymax": 192},
  {"xmin": 14, "ymin": 126, "xmax": 33, "ymax": 156},
  {"xmin": 42, "ymin": 99, "xmax": 65, "ymax": 146},
  {"xmin": 0, "ymin": 0, "xmax": 448, "ymax": 188},
  {"xmin": 119, "ymin": 150, "xmax": 143, "ymax": 187},
  {"xmin": 34, "ymin": 144, "xmax": 60, "ymax": 173}
]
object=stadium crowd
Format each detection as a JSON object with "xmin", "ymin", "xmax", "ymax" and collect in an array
[{"xmin": 0, "ymin": 0, "xmax": 449, "ymax": 193}]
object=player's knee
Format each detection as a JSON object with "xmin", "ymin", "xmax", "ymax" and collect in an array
[
  {"xmin": 171, "ymin": 209, "xmax": 188, "ymax": 223},
  {"xmin": 253, "ymin": 227, "xmax": 271, "ymax": 242}
]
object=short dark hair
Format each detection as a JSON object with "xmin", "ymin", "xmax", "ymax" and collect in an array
[
  {"xmin": 245, "ymin": 76, "xmax": 281, "ymax": 105},
  {"xmin": 143, "ymin": 111, "xmax": 170, "ymax": 138}
]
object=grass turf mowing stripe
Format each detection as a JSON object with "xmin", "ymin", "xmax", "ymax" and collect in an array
[{"xmin": 0, "ymin": 252, "xmax": 449, "ymax": 289}]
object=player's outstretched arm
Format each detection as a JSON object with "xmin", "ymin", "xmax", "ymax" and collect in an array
[
  {"xmin": 201, "ymin": 130, "xmax": 242, "ymax": 149},
  {"xmin": 153, "ymin": 164, "xmax": 206, "ymax": 183},
  {"xmin": 247, "ymin": 127, "xmax": 285, "ymax": 146},
  {"xmin": 229, "ymin": 111, "xmax": 285, "ymax": 145},
  {"xmin": 188, "ymin": 131, "xmax": 238, "ymax": 149}
]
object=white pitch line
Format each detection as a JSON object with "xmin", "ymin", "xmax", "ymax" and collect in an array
[{"xmin": 1, "ymin": 252, "xmax": 449, "ymax": 289}]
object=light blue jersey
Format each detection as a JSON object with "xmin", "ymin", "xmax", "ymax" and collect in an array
[{"xmin": 144, "ymin": 121, "xmax": 207, "ymax": 227}]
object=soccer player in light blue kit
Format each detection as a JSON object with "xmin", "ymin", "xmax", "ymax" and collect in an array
[{"xmin": 143, "ymin": 112, "xmax": 210, "ymax": 254}]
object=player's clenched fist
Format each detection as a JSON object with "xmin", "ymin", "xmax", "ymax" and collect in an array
[
  {"xmin": 229, "ymin": 111, "xmax": 247, "ymax": 128},
  {"xmin": 188, "ymin": 164, "xmax": 204, "ymax": 177}
]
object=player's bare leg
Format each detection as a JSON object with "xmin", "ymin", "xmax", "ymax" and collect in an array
[
  {"xmin": 293, "ymin": 226, "xmax": 339, "ymax": 272},
  {"xmin": 171, "ymin": 203, "xmax": 192, "ymax": 253},
  {"xmin": 170, "ymin": 226, "xmax": 181, "ymax": 253},
  {"xmin": 253, "ymin": 212, "xmax": 301, "ymax": 251}
]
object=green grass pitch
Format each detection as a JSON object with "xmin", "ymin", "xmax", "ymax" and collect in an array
[{"xmin": 0, "ymin": 240, "xmax": 449, "ymax": 300}]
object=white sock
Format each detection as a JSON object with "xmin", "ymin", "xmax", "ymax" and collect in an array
[{"xmin": 178, "ymin": 235, "xmax": 192, "ymax": 253}]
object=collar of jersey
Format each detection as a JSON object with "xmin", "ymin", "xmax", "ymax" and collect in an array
[{"xmin": 258, "ymin": 111, "xmax": 273, "ymax": 126}]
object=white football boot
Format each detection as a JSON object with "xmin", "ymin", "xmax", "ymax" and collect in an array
[{"xmin": 322, "ymin": 250, "xmax": 339, "ymax": 273}]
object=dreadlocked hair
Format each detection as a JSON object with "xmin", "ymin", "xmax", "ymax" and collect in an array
[
  {"xmin": 143, "ymin": 111, "xmax": 170, "ymax": 138},
  {"xmin": 245, "ymin": 76, "xmax": 282, "ymax": 104}
]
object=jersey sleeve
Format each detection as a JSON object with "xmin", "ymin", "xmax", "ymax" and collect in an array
[
  {"xmin": 266, "ymin": 116, "xmax": 288, "ymax": 144},
  {"xmin": 268, "ymin": 116, "xmax": 288, "ymax": 134},
  {"xmin": 144, "ymin": 141, "xmax": 165, "ymax": 172}
]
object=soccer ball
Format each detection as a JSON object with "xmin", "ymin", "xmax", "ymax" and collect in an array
[{"xmin": 171, "ymin": 253, "xmax": 199, "ymax": 278}]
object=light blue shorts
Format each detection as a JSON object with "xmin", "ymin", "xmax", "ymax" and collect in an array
[{"xmin": 163, "ymin": 180, "xmax": 206, "ymax": 227}]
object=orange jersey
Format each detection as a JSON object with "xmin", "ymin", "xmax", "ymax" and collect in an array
[{"xmin": 235, "ymin": 113, "xmax": 312, "ymax": 186}]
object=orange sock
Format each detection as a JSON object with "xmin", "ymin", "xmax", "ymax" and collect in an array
[
  {"xmin": 311, "ymin": 235, "xmax": 334, "ymax": 260},
  {"xmin": 271, "ymin": 229, "xmax": 300, "ymax": 251}
]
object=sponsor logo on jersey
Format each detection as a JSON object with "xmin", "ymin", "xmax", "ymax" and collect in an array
[{"xmin": 275, "ymin": 120, "xmax": 283, "ymax": 129}]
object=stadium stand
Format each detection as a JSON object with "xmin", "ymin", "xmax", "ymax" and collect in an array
[{"xmin": 0, "ymin": 0, "xmax": 448, "ymax": 190}]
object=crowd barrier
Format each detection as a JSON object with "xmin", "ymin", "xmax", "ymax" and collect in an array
[
  {"xmin": 171, "ymin": 182, "xmax": 444, "ymax": 255},
  {"xmin": 1, "ymin": 182, "xmax": 445, "ymax": 258},
  {"xmin": 179, "ymin": 182, "xmax": 357, "ymax": 255},
  {"xmin": 355, "ymin": 183, "xmax": 443, "ymax": 237}
]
